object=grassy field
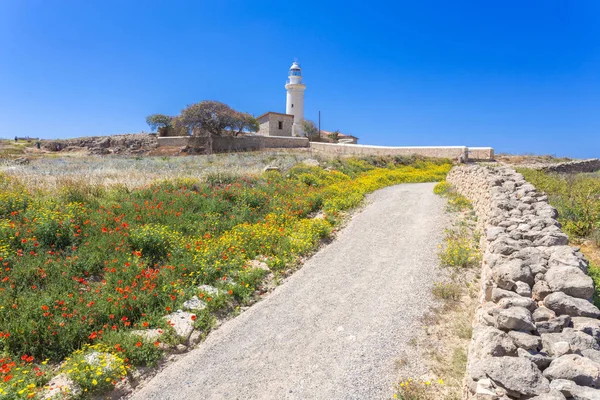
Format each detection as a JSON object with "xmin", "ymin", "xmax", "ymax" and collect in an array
[
  {"xmin": 519, "ymin": 168, "xmax": 600, "ymax": 305},
  {"xmin": 0, "ymin": 153, "xmax": 451, "ymax": 398}
]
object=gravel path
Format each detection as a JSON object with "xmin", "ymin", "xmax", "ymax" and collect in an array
[{"xmin": 131, "ymin": 182, "xmax": 446, "ymax": 400}]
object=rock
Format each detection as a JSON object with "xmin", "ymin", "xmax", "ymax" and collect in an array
[
  {"xmin": 497, "ymin": 295, "xmax": 537, "ymax": 311},
  {"xmin": 246, "ymin": 259, "xmax": 270, "ymax": 271},
  {"xmin": 509, "ymin": 331, "xmax": 542, "ymax": 351},
  {"xmin": 529, "ymin": 390, "xmax": 567, "ymax": 399},
  {"xmin": 517, "ymin": 348, "xmax": 553, "ymax": 370},
  {"xmin": 542, "ymin": 329, "xmax": 600, "ymax": 356},
  {"xmin": 476, "ymin": 378, "xmax": 506, "ymax": 398},
  {"xmin": 198, "ymin": 285, "xmax": 220, "ymax": 295},
  {"xmin": 492, "ymin": 288, "xmax": 521, "ymax": 302},
  {"xmin": 174, "ymin": 344, "xmax": 188, "ymax": 353},
  {"xmin": 183, "ymin": 296, "xmax": 207, "ymax": 311},
  {"xmin": 543, "ymin": 354, "xmax": 600, "ymax": 387},
  {"xmin": 189, "ymin": 330, "xmax": 203, "ymax": 345},
  {"xmin": 545, "ymin": 266, "xmax": 595, "ymax": 299},
  {"xmin": 549, "ymin": 246, "xmax": 589, "ymax": 273},
  {"xmin": 163, "ymin": 310, "xmax": 196, "ymax": 339},
  {"xmin": 544, "ymin": 292, "xmax": 600, "ymax": 318},
  {"xmin": 550, "ymin": 379, "xmax": 600, "ymax": 400},
  {"xmin": 533, "ymin": 280, "xmax": 553, "ymax": 301},
  {"xmin": 43, "ymin": 374, "xmax": 82, "ymax": 399},
  {"xmin": 487, "ymin": 226, "xmax": 506, "ymax": 242},
  {"xmin": 469, "ymin": 356, "xmax": 549, "ymax": 396},
  {"xmin": 471, "ymin": 326, "xmax": 517, "ymax": 359},
  {"xmin": 534, "ymin": 233, "xmax": 570, "ymax": 247},
  {"xmin": 97, "ymin": 138, "xmax": 111, "ymax": 148},
  {"xmin": 302, "ymin": 159, "xmax": 320, "ymax": 167},
  {"xmin": 513, "ymin": 247, "xmax": 547, "ymax": 265},
  {"xmin": 497, "ymin": 306, "xmax": 536, "ymax": 331},
  {"xmin": 572, "ymin": 317, "xmax": 600, "ymax": 342},
  {"xmin": 263, "ymin": 165, "xmax": 280, "ymax": 172},
  {"xmin": 130, "ymin": 328, "xmax": 163, "ymax": 341},
  {"xmin": 492, "ymin": 259, "xmax": 533, "ymax": 289},
  {"xmin": 583, "ymin": 349, "xmax": 600, "ymax": 364},
  {"xmin": 489, "ymin": 236, "xmax": 524, "ymax": 256},
  {"xmin": 536, "ymin": 315, "xmax": 572, "ymax": 334},
  {"xmin": 515, "ymin": 281, "xmax": 533, "ymax": 297},
  {"xmin": 533, "ymin": 307, "xmax": 557, "ymax": 322}
]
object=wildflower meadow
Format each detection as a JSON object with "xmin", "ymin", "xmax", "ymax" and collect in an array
[{"xmin": 0, "ymin": 155, "xmax": 451, "ymax": 398}]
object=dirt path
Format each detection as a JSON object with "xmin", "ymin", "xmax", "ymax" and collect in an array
[{"xmin": 130, "ymin": 182, "xmax": 446, "ymax": 400}]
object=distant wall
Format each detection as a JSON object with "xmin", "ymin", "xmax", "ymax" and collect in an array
[
  {"xmin": 469, "ymin": 147, "xmax": 495, "ymax": 160},
  {"xmin": 310, "ymin": 142, "xmax": 469, "ymax": 159},
  {"xmin": 536, "ymin": 158, "xmax": 600, "ymax": 174},
  {"xmin": 157, "ymin": 135, "xmax": 309, "ymax": 152}
]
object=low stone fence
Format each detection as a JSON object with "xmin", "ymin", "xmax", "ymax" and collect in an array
[
  {"xmin": 157, "ymin": 135, "xmax": 309, "ymax": 152},
  {"xmin": 310, "ymin": 142, "xmax": 470, "ymax": 159},
  {"xmin": 537, "ymin": 159, "xmax": 600, "ymax": 174},
  {"xmin": 447, "ymin": 165, "xmax": 600, "ymax": 399}
]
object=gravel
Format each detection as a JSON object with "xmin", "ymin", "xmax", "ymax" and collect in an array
[{"xmin": 130, "ymin": 182, "xmax": 446, "ymax": 400}]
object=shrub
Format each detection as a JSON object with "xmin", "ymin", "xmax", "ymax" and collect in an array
[
  {"xmin": 432, "ymin": 282, "xmax": 462, "ymax": 301},
  {"xmin": 433, "ymin": 181, "xmax": 451, "ymax": 195},
  {"xmin": 439, "ymin": 228, "xmax": 481, "ymax": 268},
  {"xmin": 62, "ymin": 344, "xmax": 127, "ymax": 395}
]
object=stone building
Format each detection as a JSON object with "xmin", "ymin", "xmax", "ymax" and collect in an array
[{"xmin": 256, "ymin": 112, "xmax": 295, "ymax": 137}]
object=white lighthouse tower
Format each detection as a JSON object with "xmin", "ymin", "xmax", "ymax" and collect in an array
[{"xmin": 285, "ymin": 61, "xmax": 306, "ymax": 136}]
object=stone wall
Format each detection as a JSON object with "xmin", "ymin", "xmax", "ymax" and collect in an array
[
  {"xmin": 537, "ymin": 159, "xmax": 600, "ymax": 174},
  {"xmin": 447, "ymin": 164, "xmax": 600, "ymax": 399},
  {"xmin": 156, "ymin": 135, "xmax": 309, "ymax": 152},
  {"xmin": 310, "ymin": 142, "xmax": 470, "ymax": 159},
  {"xmin": 470, "ymin": 147, "xmax": 495, "ymax": 161}
]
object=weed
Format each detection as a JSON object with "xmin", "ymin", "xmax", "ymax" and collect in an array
[
  {"xmin": 431, "ymin": 282, "xmax": 462, "ymax": 301},
  {"xmin": 438, "ymin": 228, "xmax": 481, "ymax": 268}
]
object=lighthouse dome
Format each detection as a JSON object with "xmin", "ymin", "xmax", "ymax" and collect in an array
[{"xmin": 289, "ymin": 61, "xmax": 301, "ymax": 76}]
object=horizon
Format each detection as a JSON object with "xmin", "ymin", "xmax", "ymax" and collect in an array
[{"xmin": 1, "ymin": 1, "xmax": 599, "ymax": 158}]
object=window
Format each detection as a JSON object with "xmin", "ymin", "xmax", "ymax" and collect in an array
[
  {"xmin": 291, "ymin": 104, "xmax": 294, "ymax": 108},
  {"xmin": 278, "ymin": 121, "xmax": 283, "ymax": 129}
]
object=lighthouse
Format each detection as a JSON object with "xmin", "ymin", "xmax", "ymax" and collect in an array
[{"xmin": 285, "ymin": 61, "xmax": 306, "ymax": 137}]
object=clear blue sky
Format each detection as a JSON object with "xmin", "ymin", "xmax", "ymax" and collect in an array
[{"xmin": 1, "ymin": 1, "xmax": 598, "ymax": 157}]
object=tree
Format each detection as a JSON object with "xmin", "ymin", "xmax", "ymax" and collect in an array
[
  {"xmin": 330, "ymin": 130, "xmax": 340, "ymax": 143},
  {"xmin": 145, "ymin": 114, "xmax": 173, "ymax": 132},
  {"xmin": 230, "ymin": 112, "xmax": 259, "ymax": 136},
  {"xmin": 301, "ymin": 120, "xmax": 320, "ymax": 141}
]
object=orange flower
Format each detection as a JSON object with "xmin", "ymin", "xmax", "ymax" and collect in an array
[
  {"xmin": 135, "ymin": 341, "xmax": 142, "ymax": 347},
  {"xmin": 191, "ymin": 315, "xmax": 197, "ymax": 321}
]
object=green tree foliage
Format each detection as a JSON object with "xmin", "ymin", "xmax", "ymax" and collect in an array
[
  {"xmin": 179, "ymin": 101, "xmax": 259, "ymax": 137},
  {"xmin": 145, "ymin": 114, "xmax": 173, "ymax": 132},
  {"xmin": 301, "ymin": 119, "xmax": 320, "ymax": 141}
]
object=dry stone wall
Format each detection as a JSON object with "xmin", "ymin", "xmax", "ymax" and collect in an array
[{"xmin": 447, "ymin": 164, "xmax": 600, "ymax": 400}]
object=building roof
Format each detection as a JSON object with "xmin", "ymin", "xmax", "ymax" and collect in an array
[
  {"xmin": 320, "ymin": 130, "xmax": 358, "ymax": 139},
  {"xmin": 256, "ymin": 111, "xmax": 295, "ymax": 122}
]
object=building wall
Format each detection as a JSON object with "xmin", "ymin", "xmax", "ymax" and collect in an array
[
  {"xmin": 257, "ymin": 120, "xmax": 271, "ymax": 136},
  {"xmin": 268, "ymin": 115, "xmax": 294, "ymax": 137},
  {"xmin": 156, "ymin": 135, "xmax": 309, "ymax": 152},
  {"xmin": 310, "ymin": 142, "xmax": 471, "ymax": 159},
  {"xmin": 469, "ymin": 147, "xmax": 495, "ymax": 160}
]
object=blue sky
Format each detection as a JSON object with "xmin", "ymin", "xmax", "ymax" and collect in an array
[{"xmin": 1, "ymin": 1, "xmax": 598, "ymax": 157}]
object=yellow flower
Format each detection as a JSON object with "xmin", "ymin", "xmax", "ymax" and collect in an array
[{"xmin": 92, "ymin": 379, "xmax": 98, "ymax": 385}]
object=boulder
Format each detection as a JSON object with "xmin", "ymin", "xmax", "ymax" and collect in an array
[
  {"xmin": 183, "ymin": 296, "xmax": 207, "ymax": 311},
  {"xmin": 515, "ymin": 280, "xmax": 533, "ymax": 297},
  {"xmin": 542, "ymin": 329, "xmax": 600, "ymax": 356},
  {"xmin": 582, "ymin": 349, "xmax": 600, "ymax": 365},
  {"xmin": 543, "ymin": 354, "xmax": 600, "ymax": 387},
  {"xmin": 544, "ymin": 292, "xmax": 600, "ymax": 318},
  {"xmin": 497, "ymin": 306, "xmax": 536, "ymax": 331},
  {"xmin": 572, "ymin": 317, "xmax": 600, "ymax": 342},
  {"xmin": 492, "ymin": 259, "xmax": 533, "ymax": 289},
  {"xmin": 489, "ymin": 236, "xmax": 525, "ymax": 256},
  {"xmin": 487, "ymin": 226, "xmax": 506, "ymax": 242},
  {"xmin": 163, "ymin": 310, "xmax": 196, "ymax": 340},
  {"xmin": 471, "ymin": 326, "xmax": 517, "ymax": 359},
  {"xmin": 533, "ymin": 280, "xmax": 553, "ymax": 301},
  {"xmin": 545, "ymin": 266, "xmax": 595, "ymax": 299},
  {"xmin": 533, "ymin": 307, "xmax": 557, "ymax": 322},
  {"xmin": 469, "ymin": 356, "xmax": 549, "ymax": 396},
  {"xmin": 517, "ymin": 348, "xmax": 553, "ymax": 370},
  {"xmin": 509, "ymin": 331, "xmax": 542, "ymax": 351},
  {"xmin": 529, "ymin": 390, "xmax": 567, "ymax": 400},
  {"xmin": 42, "ymin": 374, "xmax": 82, "ymax": 399},
  {"xmin": 536, "ymin": 315, "xmax": 572, "ymax": 334},
  {"xmin": 548, "ymin": 246, "xmax": 589, "ymax": 272},
  {"xmin": 550, "ymin": 379, "xmax": 600, "ymax": 400},
  {"xmin": 497, "ymin": 293, "xmax": 536, "ymax": 309},
  {"xmin": 492, "ymin": 288, "xmax": 521, "ymax": 302},
  {"xmin": 198, "ymin": 285, "xmax": 220, "ymax": 295}
]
